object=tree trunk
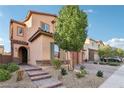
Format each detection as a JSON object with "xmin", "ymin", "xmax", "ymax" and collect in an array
[
  {"xmin": 67, "ymin": 51, "xmax": 69, "ymax": 70},
  {"xmin": 77, "ymin": 51, "xmax": 79, "ymax": 64},
  {"xmin": 68, "ymin": 51, "xmax": 74, "ymax": 71}
]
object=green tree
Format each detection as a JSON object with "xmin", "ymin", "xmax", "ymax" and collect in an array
[
  {"xmin": 54, "ymin": 5, "xmax": 88, "ymax": 70},
  {"xmin": 116, "ymin": 48, "xmax": 124, "ymax": 57},
  {"xmin": 98, "ymin": 45, "xmax": 112, "ymax": 58}
]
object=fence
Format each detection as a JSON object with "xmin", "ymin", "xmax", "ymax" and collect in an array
[{"xmin": 0, "ymin": 54, "xmax": 12, "ymax": 64}]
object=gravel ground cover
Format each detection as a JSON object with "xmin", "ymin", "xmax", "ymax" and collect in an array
[
  {"xmin": 0, "ymin": 63, "xmax": 120, "ymax": 88},
  {"xmin": 43, "ymin": 63, "xmax": 120, "ymax": 88}
]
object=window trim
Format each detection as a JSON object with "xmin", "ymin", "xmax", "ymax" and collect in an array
[
  {"xmin": 40, "ymin": 21, "xmax": 50, "ymax": 32},
  {"xmin": 17, "ymin": 26, "xmax": 24, "ymax": 37}
]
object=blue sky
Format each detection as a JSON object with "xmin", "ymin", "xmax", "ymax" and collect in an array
[{"xmin": 0, "ymin": 5, "xmax": 124, "ymax": 52}]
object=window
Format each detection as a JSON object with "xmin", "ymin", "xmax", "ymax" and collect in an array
[
  {"xmin": 54, "ymin": 44, "xmax": 60, "ymax": 58},
  {"xmin": 17, "ymin": 27, "xmax": 23, "ymax": 36},
  {"xmin": 51, "ymin": 43, "xmax": 60, "ymax": 59},
  {"xmin": 41, "ymin": 23, "xmax": 49, "ymax": 32}
]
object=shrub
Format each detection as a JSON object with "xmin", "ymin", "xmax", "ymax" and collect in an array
[
  {"xmin": 0, "ymin": 69, "xmax": 11, "ymax": 81},
  {"xmin": 99, "ymin": 62, "xmax": 107, "ymax": 65},
  {"xmin": 61, "ymin": 68, "xmax": 67, "ymax": 76},
  {"xmin": 80, "ymin": 65, "xmax": 85, "ymax": 70},
  {"xmin": 76, "ymin": 72, "xmax": 85, "ymax": 78},
  {"xmin": 96, "ymin": 70, "xmax": 103, "ymax": 77},
  {"xmin": 76, "ymin": 69, "xmax": 87, "ymax": 78},
  {"xmin": 52, "ymin": 59, "xmax": 61, "ymax": 69},
  {"xmin": 80, "ymin": 69, "xmax": 87, "ymax": 74},
  {"xmin": 108, "ymin": 62, "xmax": 120, "ymax": 66},
  {"xmin": 93, "ymin": 62, "xmax": 98, "ymax": 64},
  {"xmin": 0, "ymin": 64, "xmax": 8, "ymax": 70},
  {"xmin": 7, "ymin": 63, "xmax": 19, "ymax": 73}
]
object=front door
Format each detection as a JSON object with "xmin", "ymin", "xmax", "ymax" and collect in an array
[{"xmin": 19, "ymin": 47, "xmax": 28, "ymax": 64}]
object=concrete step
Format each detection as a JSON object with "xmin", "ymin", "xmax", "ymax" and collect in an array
[
  {"xmin": 56, "ymin": 86, "xmax": 66, "ymax": 88},
  {"xmin": 33, "ymin": 78, "xmax": 63, "ymax": 88},
  {"xmin": 43, "ymin": 81, "xmax": 63, "ymax": 88},
  {"xmin": 25, "ymin": 68, "xmax": 42, "ymax": 71},
  {"xmin": 27, "ymin": 70, "xmax": 49, "ymax": 77},
  {"xmin": 31, "ymin": 74, "xmax": 51, "ymax": 81}
]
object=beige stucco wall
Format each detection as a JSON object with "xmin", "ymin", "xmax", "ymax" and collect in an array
[
  {"xmin": 25, "ymin": 16, "xmax": 32, "ymax": 28},
  {"xmin": 13, "ymin": 44, "xmax": 28, "ymax": 58},
  {"xmin": 29, "ymin": 35, "xmax": 43, "ymax": 65},
  {"xmin": 24, "ymin": 14, "xmax": 55, "ymax": 41},
  {"xmin": 41, "ymin": 35, "xmax": 54, "ymax": 60},
  {"xmin": 11, "ymin": 23, "xmax": 26, "ymax": 41}
]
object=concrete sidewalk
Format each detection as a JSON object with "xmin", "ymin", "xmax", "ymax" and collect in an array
[{"xmin": 99, "ymin": 65, "xmax": 124, "ymax": 88}]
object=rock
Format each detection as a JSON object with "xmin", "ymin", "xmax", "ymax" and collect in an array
[{"xmin": 16, "ymin": 69, "xmax": 24, "ymax": 81}]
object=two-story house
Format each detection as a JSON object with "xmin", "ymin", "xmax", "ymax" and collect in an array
[{"xmin": 10, "ymin": 11, "xmax": 58, "ymax": 65}]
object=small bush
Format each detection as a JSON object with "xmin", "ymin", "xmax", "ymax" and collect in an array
[
  {"xmin": 93, "ymin": 62, "xmax": 98, "ymax": 64},
  {"xmin": 96, "ymin": 70, "xmax": 103, "ymax": 77},
  {"xmin": 0, "ymin": 69, "xmax": 11, "ymax": 81},
  {"xmin": 99, "ymin": 62, "xmax": 107, "ymax": 65},
  {"xmin": 0, "ymin": 64, "xmax": 8, "ymax": 69},
  {"xmin": 76, "ymin": 72, "xmax": 85, "ymax": 78},
  {"xmin": 108, "ymin": 62, "xmax": 120, "ymax": 66},
  {"xmin": 61, "ymin": 68, "xmax": 67, "ymax": 76},
  {"xmin": 7, "ymin": 63, "xmax": 19, "ymax": 73},
  {"xmin": 80, "ymin": 65, "xmax": 85, "ymax": 70},
  {"xmin": 80, "ymin": 69, "xmax": 87, "ymax": 74},
  {"xmin": 76, "ymin": 69, "xmax": 87, "ymax": 78},
  {"xmin": 52, "ymin": 59, "xmax": 61, "ymax": 69}
]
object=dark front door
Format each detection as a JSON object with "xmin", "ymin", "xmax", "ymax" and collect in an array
[{"xmin": 19, "ymin": 47, "xmax": 28, "ymax": 64}]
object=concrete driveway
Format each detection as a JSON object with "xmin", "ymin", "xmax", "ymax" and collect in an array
[
  {"xmin": 99, "ymin": 64, "xmax": 124, "ymax": 88},
  {"xmin": 76, "ymin": 63, "xmax": 120, "ymax": 78}
]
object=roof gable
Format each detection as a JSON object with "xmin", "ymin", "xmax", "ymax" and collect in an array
[
  {"xmin": 28, "ymin": 27, "xmax": 53, "ymax": 42},
  {"xmin": 24, "ymin": 10, "xmax": 57, "ymax": 22}
]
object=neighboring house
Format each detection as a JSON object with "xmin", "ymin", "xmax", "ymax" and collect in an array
[
  {"xmin": 97, "ymin": 40, "xmax": 105, "ymax": 48},
  {"xmin": 83, "ymin": 38, "xmax": 100, "ymax": 62},
  {"xmin": 0, "ymin": 45, "xmax": 4, "ymax": 55}
]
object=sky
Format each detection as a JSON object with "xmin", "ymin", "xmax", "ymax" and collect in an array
[{"xmin": 0, "ymin": 5, "xmax": 124, "ymax": 52}]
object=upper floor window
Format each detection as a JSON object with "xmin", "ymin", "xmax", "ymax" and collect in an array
[
  {"xmin": 41, "ymin": 22, "xmax": 49, "ymax": 32},
  {"xmin": 17, "ymin": 27, "xmax": 23, "ymax": 36}
]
